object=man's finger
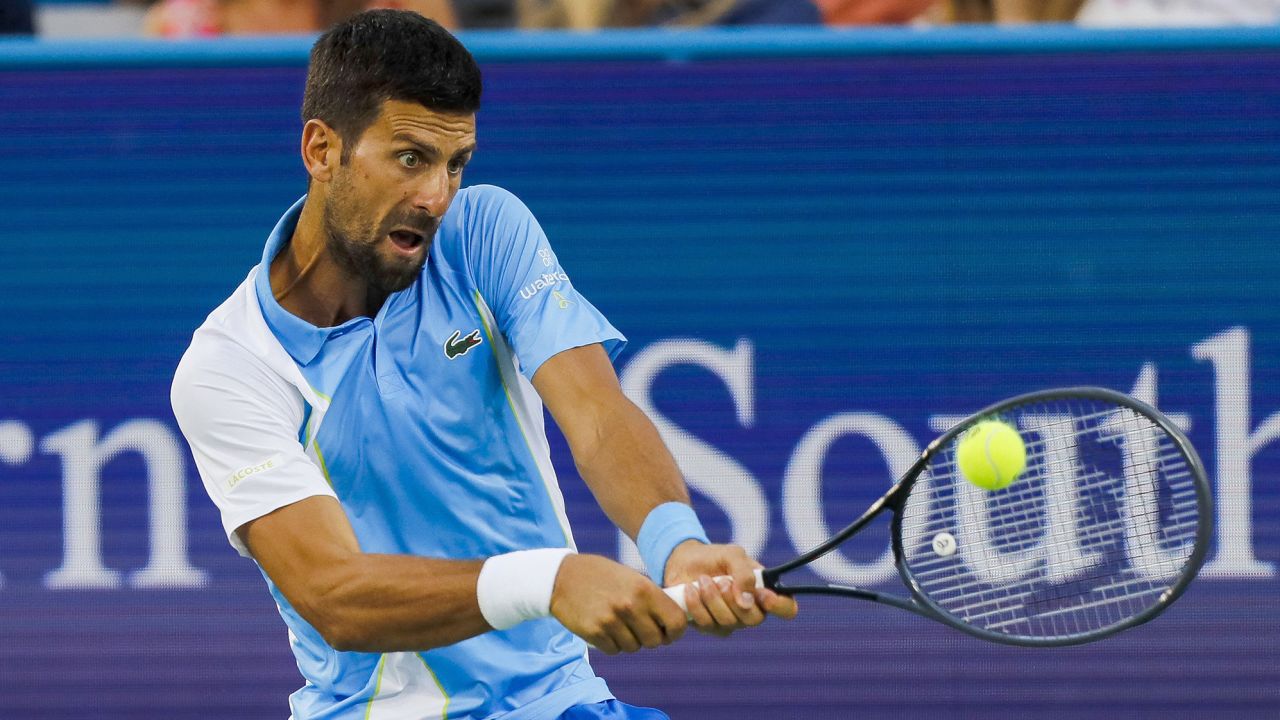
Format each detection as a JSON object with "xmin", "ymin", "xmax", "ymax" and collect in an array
[
  {"xmin": 731, "ymin": 566, "xmax": 761, "ymax": 596},
  {"xmin": 605, "ymin": 619, "xmax": 642, "ymax": 654},
  {"xmin": 625, "ymin": 606, "xmax": 667, "ymax": 649},
  {"xmin": 656, "ymin": 594, "xmax": 688, "ymax": 644},
  {"xmin": 683, "ymin": 582, "xmax": 714, "ymax": 628},
  {"xmin": 591, "ymin": 632, "xmax": 620, "ymax": 655},
  {"xmin": 726, "ymin": 579, "xmax": 765, "ymax": 627},
  {"xmin": 684, "ymin": 582, "xmax": 732, "ymax": 636},
  {"xmin": 757, "ymin": 588, "xmax": 799, "ymax": 620},
  {"xmin": 698, "ymin": 575, "xmax": 740, "ymax": 627}
]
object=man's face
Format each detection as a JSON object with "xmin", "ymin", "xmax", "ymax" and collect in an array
[{"xmin": 321, "ymin": 99, "xmax": 476, "ymax": 294}]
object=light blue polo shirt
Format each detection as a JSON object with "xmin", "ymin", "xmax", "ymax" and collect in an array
[{"xmin": 254, "ymin": 185, "xmax": 624, "ymax": 720}]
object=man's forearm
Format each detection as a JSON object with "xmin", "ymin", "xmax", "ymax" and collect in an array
[
  {"xmin": 240, "ymin": 498, "xmax": 494, "ymax": 653},
  {"xmin": 569, "ymin": 395, "xmax": 690, "ymax": 540},
  {"xmin": 533, "ymin": 344, "xmax": 706, "ymax": 584},
  {"xmin": 289, "ymin": 553, "xmax": 490, "ymax": 652}
]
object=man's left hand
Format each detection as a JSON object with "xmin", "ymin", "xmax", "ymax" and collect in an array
[{"xmin": 662, "ymin": 540, "xmax": 798, "ymax": 637}]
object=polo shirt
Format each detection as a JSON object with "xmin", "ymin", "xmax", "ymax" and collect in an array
[{"xmin": 172, "ymin": 185, "xmax": 625, "ymax": 720}]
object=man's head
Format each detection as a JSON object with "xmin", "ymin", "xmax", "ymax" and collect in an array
[{"xmin": 300, "ymin": 10, "xmax": 481, "ymax": 295}]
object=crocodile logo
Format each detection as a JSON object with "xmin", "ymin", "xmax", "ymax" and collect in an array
[{"xmin": 444, "ymin": 329, "xmax": 483, "ymax": 360}]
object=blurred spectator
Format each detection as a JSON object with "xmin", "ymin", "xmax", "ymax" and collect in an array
[
  {"xmin": 518, "ymin": 0, "xmax": 822, "ymax": 28},
  {"xmin": 144, "ymin": 0, "xmax": 457, "ymax": 37},
  {"xmin": 816, "ymin": 0, "xmax": 935, "ymax": 24},
  {"xmin": 1, "ymin": 0, "xmax": 34, "ymax": 34},
  {"xmin": 454, "ymin": 0, "xmax": 515, "ymax": 27},
  {"xmin": 516, "ymin": 0, "xmax": 609, "ymax": 28},
  {"xmin": 933, "ymin": 0, "xmax": 1084, "ymax": 22},
  {"xmin": 1078, "ymin": 0, "xmax": 1280, "ymax": 25}
]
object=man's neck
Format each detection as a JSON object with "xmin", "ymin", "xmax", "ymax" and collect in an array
[{"xmin": 269, "ymin": 199, "xmax": 382, "ymax": 327}]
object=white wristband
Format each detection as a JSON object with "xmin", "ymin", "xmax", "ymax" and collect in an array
[{"xmin": 476, "ymin": 548, "xmax": 575, "ymax": 631}]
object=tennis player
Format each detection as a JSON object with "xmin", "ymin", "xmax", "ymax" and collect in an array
[{"xmin": 171, "ymin": 9, "xmax": 795, "ymax": 720}]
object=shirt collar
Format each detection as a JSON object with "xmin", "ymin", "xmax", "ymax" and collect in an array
[{"xmin": 254, "ymin": 196, "xmax": 361, "ymax": 366}]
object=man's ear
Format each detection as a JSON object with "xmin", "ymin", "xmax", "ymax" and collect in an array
[{"xmin": 301, "ymin": 119, "xmax": 343, "ymax": 183}]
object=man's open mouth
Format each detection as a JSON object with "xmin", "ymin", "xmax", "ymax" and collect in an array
[{"xmin": 389, "ymin": 229, "xmax": 426, "ymax": 252}]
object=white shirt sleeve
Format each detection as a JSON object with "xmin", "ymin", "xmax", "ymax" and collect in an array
[{"xmin": 172, "ymin": 333, "xmax": 337, "ymax": 557}]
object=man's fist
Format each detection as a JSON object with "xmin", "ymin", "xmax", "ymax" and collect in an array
[
  {"xmin": 664, "ymin": 540, "xmax": 799, "ymax": 636},
  {"xmin": 550, "ymin": 554, "xmax": 688, "ymax": 654}
]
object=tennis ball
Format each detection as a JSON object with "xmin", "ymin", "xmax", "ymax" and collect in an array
[{"xmin": 956, "ymin": 420, "xmax": 1026, "ymax": 491}]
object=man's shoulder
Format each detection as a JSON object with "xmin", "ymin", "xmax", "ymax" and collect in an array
[
  {"xmin": 455, "ymin": 183, "xmax": 525, "ymax": 210},
  {"xmin": 186, "ymin": 274, "xmax": 262, "ymax": 355},
  {"xmin": 439, "ymin": 184, "xmax": 541, "ymax": 266},
  {"xmin": 448, "ymin": 184, "xmax": 536, "ymax": 232},
  {"xmin": 175, "ymin": 270, "xmax": 289, "ymax": 390},
  {"xmin": 435, "ymin": 185, "xmax": 537, "ymax": 276},
  {"xmin": 172, "ymin": 271, "xmax": 311, "ymax": 429}
]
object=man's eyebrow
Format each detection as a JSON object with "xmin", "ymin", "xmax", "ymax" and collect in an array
[
  {"xmin": 392, "ymin": 134, "xmax": 477, "ymax": 158},
  {"xmin": 392, "ymin": 134, "xmax": 441, "ymax": 158}
]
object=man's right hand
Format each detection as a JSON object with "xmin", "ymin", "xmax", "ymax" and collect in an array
[{"xmin": 549, "ymin": 554, "xmax": 688, "ymax": 654}]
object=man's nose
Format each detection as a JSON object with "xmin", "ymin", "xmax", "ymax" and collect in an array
[{"xmin": 410, "ymin": 167, "xmax": 452, "ymax": 218}]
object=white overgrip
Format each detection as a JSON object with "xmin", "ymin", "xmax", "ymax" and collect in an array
[{"xmin": 662, "ymin": 567, "xmax": 766, "ymax": 614}]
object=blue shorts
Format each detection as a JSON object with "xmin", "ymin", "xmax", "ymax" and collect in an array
[{"xmin": 557, "ymin": 700, "xmax": 670, "ymax": 719}]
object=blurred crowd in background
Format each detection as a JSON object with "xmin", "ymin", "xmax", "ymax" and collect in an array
[{"xmin": 2, "ymin": 0, "xmax": 1280, "ymax": 37}]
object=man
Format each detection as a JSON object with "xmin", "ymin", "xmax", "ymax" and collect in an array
[{"xmin": 171, "ymin": 10, "xmax": 795, "ymax": 720}]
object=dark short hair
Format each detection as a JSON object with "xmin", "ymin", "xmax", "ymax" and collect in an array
[{"xmin": 302, "ymin": 10, "xmax": 482, "ymax": 154}]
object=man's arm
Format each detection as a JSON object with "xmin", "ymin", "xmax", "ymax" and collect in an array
[
  {"xmin": 240, "ymin": 495, "xmax": 688, "ymax": 654},
  {"xmin": 532, "ymin": 343, "xmax": 798, "ymax": 631},
  {"xmin": 532, "ymin": 348, "xmax": 687, "ymax": 541},
  {"xmin": 239, "ymin": 496, "xmax": 488, "ymax": 652}
]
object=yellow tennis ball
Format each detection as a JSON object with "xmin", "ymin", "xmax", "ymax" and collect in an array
[{"xmin": 956, "ymin": 420, "xmax": 1026, "ymax": 491}]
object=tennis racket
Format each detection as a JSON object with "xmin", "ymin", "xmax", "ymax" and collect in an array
[{"xmin": 664, "ymin": 387, "xmax": 1212, "ymax": 647}]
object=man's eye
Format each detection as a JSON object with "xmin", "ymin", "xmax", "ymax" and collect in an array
[
  {"xmin": 398, "ymin": 152, "xmax": 420, "ymax": 168},
  {"xmin": 448, "ymin": 158, "xmax": 468, "ymax": 175}
]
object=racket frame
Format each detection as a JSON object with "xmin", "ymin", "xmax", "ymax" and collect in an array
[{"xmin": 761, "ymin": 386, "xmax": 1213, "ymax": 646}]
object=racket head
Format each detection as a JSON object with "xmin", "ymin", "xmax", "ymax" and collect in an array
[{"xmin": 890, "ymin": 387, "xmax": 1211, "ymax": 647}]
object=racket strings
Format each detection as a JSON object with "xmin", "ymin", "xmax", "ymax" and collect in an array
[
  {"xmin": 898, "ymin": 397, "xmax": 1203, "ymax": 642},
  {"xmin": 909, "ymin": 448, "xmax": 1198, "ymax": 573}
]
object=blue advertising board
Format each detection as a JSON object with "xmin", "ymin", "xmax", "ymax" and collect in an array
[{"xmin": 1, "ymin": 26, "xmax": 1278, "ymax": 718}]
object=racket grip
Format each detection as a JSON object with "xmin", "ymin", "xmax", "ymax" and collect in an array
[{"xmin": 662, "ymin": 567, "xmax": 765, "ymax": 613}]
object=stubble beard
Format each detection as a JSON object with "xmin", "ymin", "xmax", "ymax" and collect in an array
[{"xmin": 322, "ymin": 185, "xmax": 425, "ymax": 296}]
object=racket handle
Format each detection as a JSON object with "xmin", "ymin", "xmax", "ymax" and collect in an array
[{"xmin": 662, "ymin": 567, "xmax": 766, "ymax": 613}]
